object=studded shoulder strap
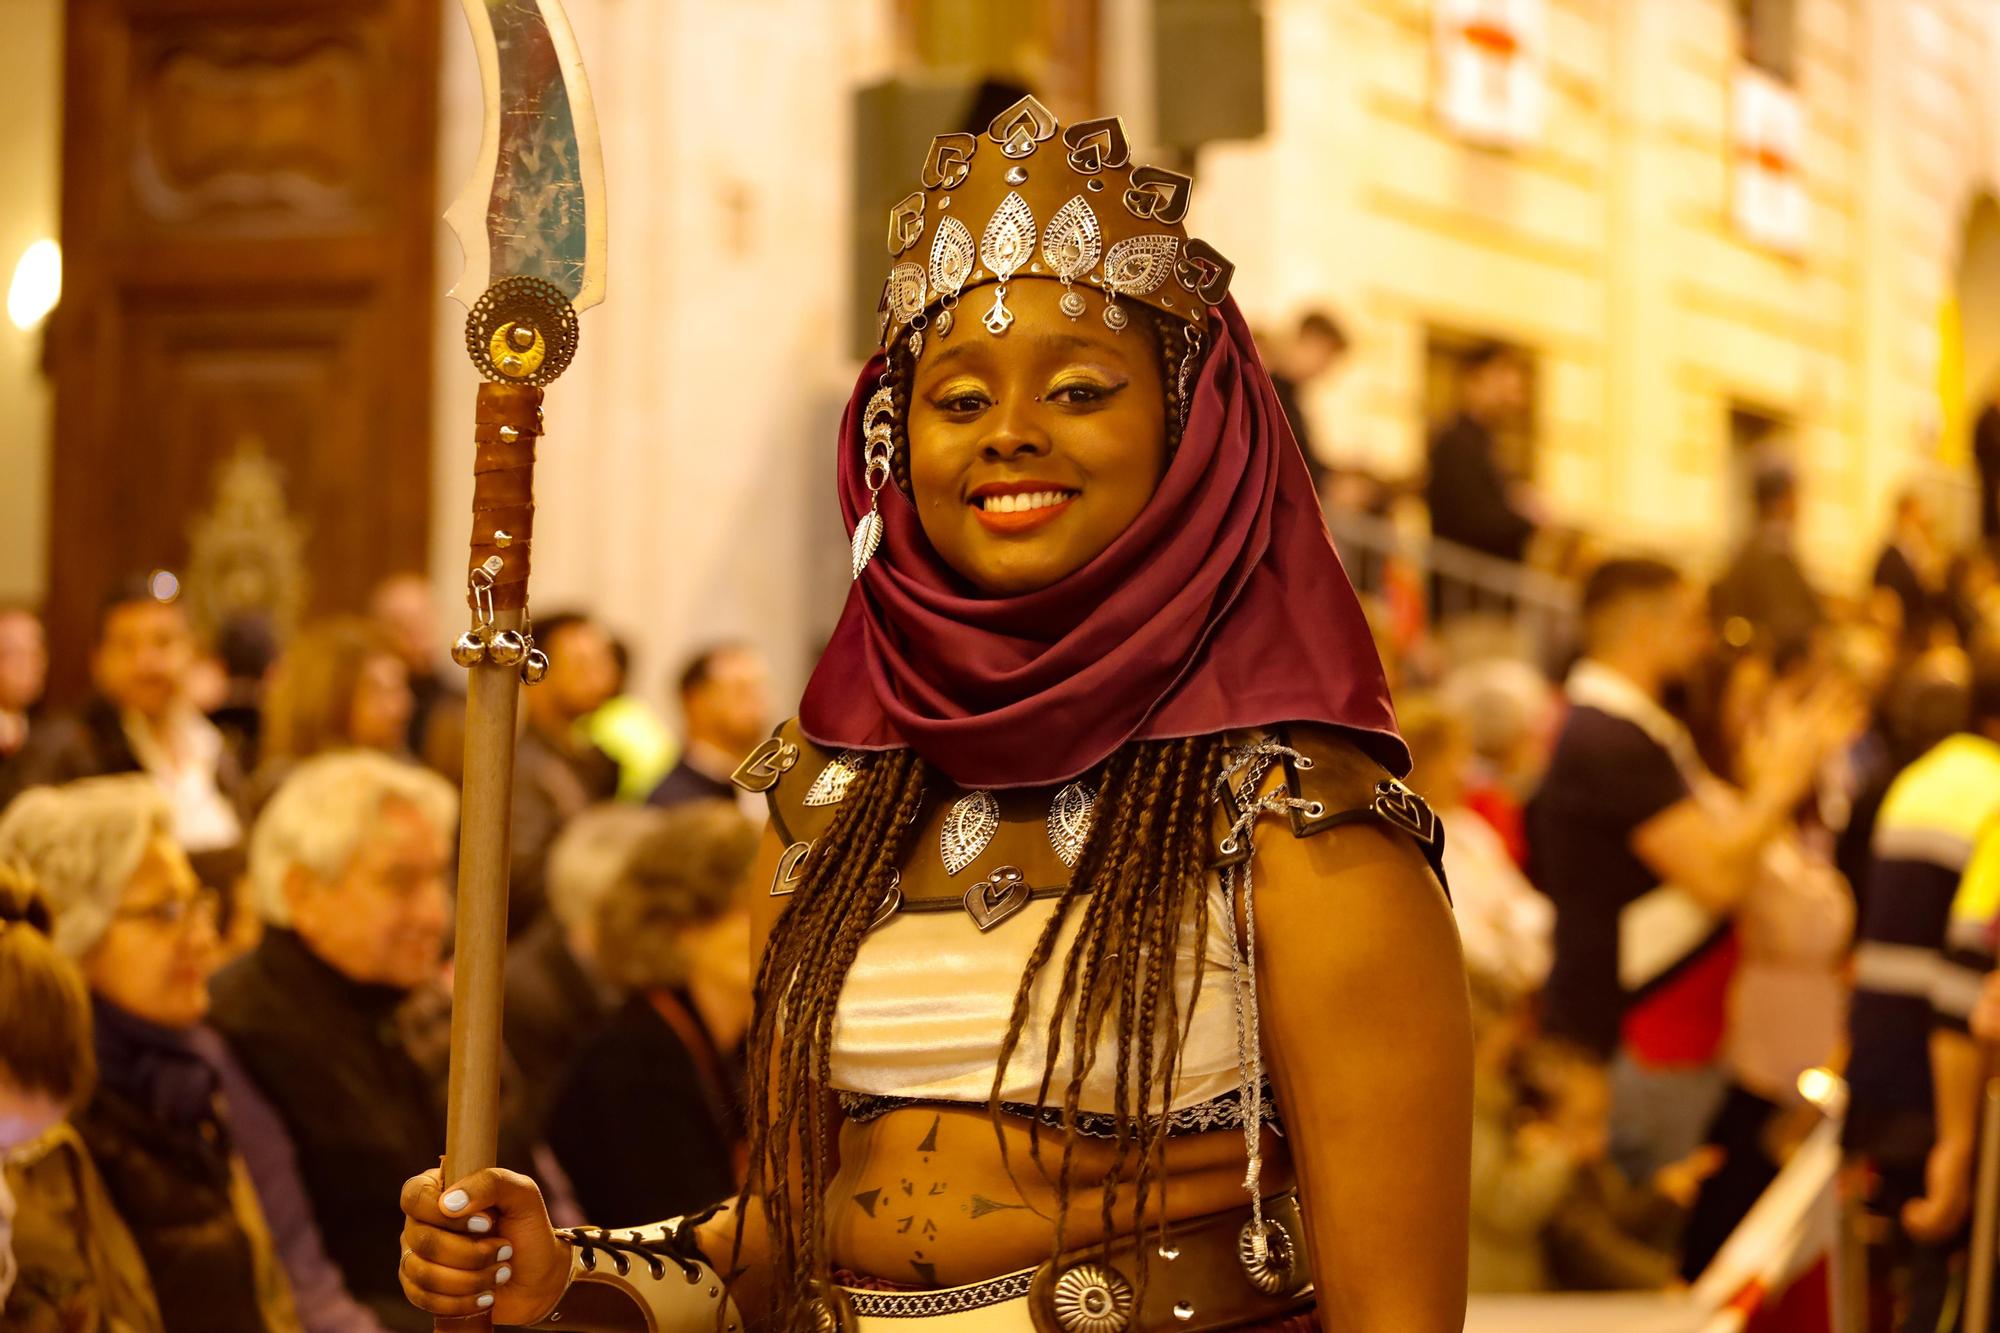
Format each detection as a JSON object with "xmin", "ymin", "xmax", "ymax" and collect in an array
[{"xmin": 1209, "ymin": 723, "xmax": 1449, "ymax": 898}]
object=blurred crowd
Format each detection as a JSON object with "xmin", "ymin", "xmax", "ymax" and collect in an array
[
  {"xmin": 1294, "ymin": 320, "xmax": 2000, "ymax": 1324},
  {"xmin": 1, "ymin": 325, "xmax": 1998, "ymax": 1330},
  {"xmin": 0, "ymin": 572, "xmax": 775, "ymax": 1331}
]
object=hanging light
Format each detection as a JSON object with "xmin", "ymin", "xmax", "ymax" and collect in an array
[{"xmin": 7, "ymin": 239, "xmax": 61, "ymax": 331}]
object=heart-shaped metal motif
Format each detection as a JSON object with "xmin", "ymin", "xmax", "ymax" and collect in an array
[
  {"xmin": 770, "ymin": 840, "xmax": 812, "ymax": 896},
  {"xmin": 869, "ymin": 876, "xmax": 904, "ymax": 930},
  {"xmin": 963, "ymin": 866, "xmax": 1030, "ymax": 932},
  {"xmin": 1063, "ymin": 117, "xmax": 1131, "ymax": 175},
  {"xmin": 887, "ymin": 191, "xmax": 925, "ymax": 256},
  {"xmin": 1371, "ymin": 780, "xmax": 1439, "ymax": 845},
  {"xmin": 920, "ymin": 132, "xmax": 976, "ymax": 190},
  {"xmin": 1121, "ymin": 165, "xmax": 1192, "ymax": 225},
  {"xmin": 987, "ymin": 94, "xmax": 1056, "ymax": 159},
  {"xmin": 1173, "ymin": 238, "xmax": 1235, "ymax": 305}
]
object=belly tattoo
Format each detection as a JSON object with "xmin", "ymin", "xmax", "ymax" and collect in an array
[{"xmin": 848, "ymin": 1112, "xmax": 1030, "ymax": 1285}]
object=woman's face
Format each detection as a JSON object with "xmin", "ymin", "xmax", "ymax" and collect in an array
[
  {"xmin": 82, "ymin": 834, "xmax": 219, "ymax": 1030},
  {"xmin": 349, "ymin": 652, "xmax": 414, "ymax": 752},
  {"xmin": 905, "ymin": 281, "xmax": 1169, "ymax": 595}
]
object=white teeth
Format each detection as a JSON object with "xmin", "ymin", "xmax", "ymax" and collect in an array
[{"xmin": 978, "ymin": 490, "xmax": 1072, "ymax": 513}]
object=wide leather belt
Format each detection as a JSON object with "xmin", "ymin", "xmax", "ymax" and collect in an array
[{"xmin": 830, "ymin": 1191, "xmax": 1312, "ymax": 1332}]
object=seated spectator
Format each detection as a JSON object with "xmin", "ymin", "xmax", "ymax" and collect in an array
[
  {"xmin": 0, "ymin": 867, "xmax": 95, "ymax": 1319},
  {"xmin": 1533, "ymin": 1043, "xmax": 1716, "ymax": 1291},
  {"xmin": 1401, "ymin": 695, "xmax": 1552, "ymax": 996},
  {"xmin": 206, "ymin": 612, "xmax": 282, "ymax": 788},
  {"xmin": 368, "ymin": 574, "xmax": 464, "ymax": 781},
  {"xmin": 244, "ymin": 617, "xmax": 415, "ymax": 818},
  {"xmin": 6, "ymin": 576, "xmax": 244, "ymax": 886},
  {"xmin": 504, "ymin": 802, "xmax": 667, "ymax": 1135},
  {"xmin": 512, "ymin": 612, "xmax": 621, "ymax": 932},
  {"xmin": 649, "ymin": 642, "xmax": 773, "ymax": 813},
  {"xmin": 0, "ymin": 778, "xmax": 301, "ymax": 1332},
  {"xmin": 0, "ymin": 605, "xmax": 47, "ymax": 777},
  {"xmin": 545, "ymin": 801, "xmax": 756, "ymax": 1225},
  {"xmin": 210, "ymin": 752, "xmax": 459, "ymax": 1333},
  {"xmin": 1467, "ymin": 974, "xmax": 1569, "ymax": 1294},
  {"xmin": 1441, "ymin": 656, "xmax": 1557, "ymax": 868}
]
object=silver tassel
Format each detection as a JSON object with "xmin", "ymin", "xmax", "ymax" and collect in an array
[{"xmin": 1215, "ymin": 741, "xmax": 1315, "ymax": 1262}]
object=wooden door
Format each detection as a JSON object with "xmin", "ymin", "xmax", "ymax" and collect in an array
[{"xmin": 47, "ymin": 0, "xmax": 439, "ymax": 692}]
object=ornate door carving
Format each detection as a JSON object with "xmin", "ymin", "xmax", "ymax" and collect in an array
[{"xmin": 47, "ymin": 0, "xmax": 438, "ymax": 693}]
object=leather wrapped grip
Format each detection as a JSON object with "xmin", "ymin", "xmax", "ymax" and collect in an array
[{"xmin": 469, "ymin": 382, "xmax": 543, "ymax": 612}]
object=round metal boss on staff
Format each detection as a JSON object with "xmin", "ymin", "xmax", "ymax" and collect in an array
[{"xmin": 465, "ymin": 275, "xmax": 581, "ymax": 385}]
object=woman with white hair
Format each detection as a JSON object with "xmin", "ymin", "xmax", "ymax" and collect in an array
[{"xmin": 0, "ymin": 776, "xmax": 308, "ymax": 1331}]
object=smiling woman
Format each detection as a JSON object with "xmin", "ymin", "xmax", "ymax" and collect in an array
[
  {"xmin": 905, "ymin": 282, "xmax": 1169, "ymax": 595},
  {"xmin": 397, "ymin": 96, "xmax": 1469, "ymax": 1333}
]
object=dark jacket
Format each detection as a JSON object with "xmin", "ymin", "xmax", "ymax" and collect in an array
[
  {"xmin": 645, "ymin": 758, "xmax": 736, "ymax": 809},
  {"xmin": 1976, "ymin": 403, "xmax": 2000, "ymax": 539},
  {"xmin": 1711, "ymin": 526, "xmax": 1825, "ymax": 660},
  {"xmin": 66, "ymin": 999, "xmax": 300, "ymax": 1332},
  {"xmin": 209, "ymin": 930, "xmax": 443, "ymax": 1333},
  {"xmin": 545, "ymin": 991, "xmax": 742, "ymax": 1228},
  {"xmin": 511, "ymin": 725, "xmax": 619, "ymax": 935},
  {"xmin": 1425, "ymin": 413, "xmax": 1536, "ymax": 562},
  {"xmin": 504, "ymin": 914, "xmax": 618, "ymax": 1137},
  {"xmin": 1, "ymin": 696, "xmax": 143, "ymax": 809},
  {"xmin": 0, "ymin": 697, "xmax": 246, "ymax": 888}
]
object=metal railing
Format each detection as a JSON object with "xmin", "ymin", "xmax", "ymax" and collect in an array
[{"xmin": 1326, "ymin": 506, "xmax": 1582, "ymax": 671}]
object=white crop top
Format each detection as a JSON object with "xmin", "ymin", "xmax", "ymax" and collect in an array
[{"xmin": 827, "ymin": 878, "xmax": 1246, "ymax": 1115}]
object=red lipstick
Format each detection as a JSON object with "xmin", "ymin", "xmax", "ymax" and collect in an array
[{"xmin": 968, "ymin": 480, "xmax": 1079, "ymax": 535}]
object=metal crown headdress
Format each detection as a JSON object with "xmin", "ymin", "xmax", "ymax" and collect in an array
[{"xmin": 876, "ymin": 96, "xmax": 1235, "ymax": 351}]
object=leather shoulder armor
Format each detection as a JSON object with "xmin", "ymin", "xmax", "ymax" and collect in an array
[
  {"xmin": 731, "ymin": 718, "xmax": 849, "ymax": 848},
  {"xmin": 1209, "ymin": 723, "xmax": 1448, "ymax": 897}
]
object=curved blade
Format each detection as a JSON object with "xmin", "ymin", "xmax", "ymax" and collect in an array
[{"xmin": 446, "ymin": 0, "xmax": 606, "ymax": 312}]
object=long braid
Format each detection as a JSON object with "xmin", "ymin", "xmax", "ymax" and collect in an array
[
  {"xmin": 988, "ymin": 734, "xmax": 1223, "ymax": 1291},
  {"xmin": 736, "ymin": 749, "xmax": 924, "ymax": 1320}
]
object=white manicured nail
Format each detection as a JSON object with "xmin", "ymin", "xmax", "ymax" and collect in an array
[
  {"xmin": 496, "ymin": 1266, "xmax": 513, "ymax": 1285},
  {"xmin": 467, "ymin": 1213, "xmax": 492, "ymax": 1234},
  {"xmin": 441, "ymin": 1189, "xmax": 468, "ymax": 1213},
  {"xmin": 477, "ymin": 1293, "xmax": 495, "ymax": 1309},
  {"xmin": 497, "ymin": 1245, "xmax": 513, "ymax": 1261}
]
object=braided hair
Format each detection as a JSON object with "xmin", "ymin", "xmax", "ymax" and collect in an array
[{"xmin": 736, "ymin": 305, "xmax": 1216, "ymax": 1327}]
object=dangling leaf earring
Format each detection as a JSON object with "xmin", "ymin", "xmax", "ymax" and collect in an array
[{"xmin": 852, "ymin": 380, "xmax": 896, "ymax": 579}]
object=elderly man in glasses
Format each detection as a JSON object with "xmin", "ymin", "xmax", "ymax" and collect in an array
[{"xmin": 209, "ymin": 750, "xmax": 472, "ymax": 1333}]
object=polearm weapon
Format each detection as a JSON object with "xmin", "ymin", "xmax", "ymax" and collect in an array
[{"xmin": 438, "ymin": 3, "xmax": 604, "ymax": 1330}]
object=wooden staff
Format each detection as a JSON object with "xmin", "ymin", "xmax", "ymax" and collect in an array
[
  {"xmin": 1967, "ymin": 1078, "xmax": 2000, "ymax": 1333},
  {"xmin": 438, "ymin": 381, "xmax": 542, "ymax": 1332}
]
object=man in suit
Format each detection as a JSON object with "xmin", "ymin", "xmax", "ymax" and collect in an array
[{"xmin": 648, "ymin": 643, "xmax": 772, "ymax": 813}]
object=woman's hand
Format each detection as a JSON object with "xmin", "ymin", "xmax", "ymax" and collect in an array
[{"xmin": 399, "ymin": 1166, "xmax": 572, "ymax": 1323}]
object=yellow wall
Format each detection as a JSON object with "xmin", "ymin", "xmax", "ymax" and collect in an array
[{"xmin": 1199, "ymin": 0, "xmax": 2000, "ymax": 589}]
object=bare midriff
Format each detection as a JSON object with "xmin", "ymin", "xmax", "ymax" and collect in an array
[{"xmin": 825, "ymin": 1103, "xmax": 1294, "ymax": 1287}]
